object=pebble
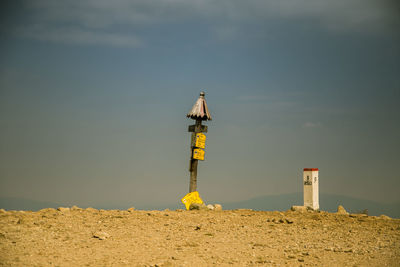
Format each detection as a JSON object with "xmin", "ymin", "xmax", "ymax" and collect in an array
[
  {"xmin": 285, "ymin": 218, "xmax": 294, "ymax": 224},
  {"xmin": 291, "ymin": 206, "xmax": 307, "ymax": 213},
  {"xmin": 57, "ymin": 207, "xmax": 70, "ymax": 212},
  {"xmin": 85, "ymin": 207, "xmax": 97, "ymax": 212},
  {"xmin": 214, "ymin": 204, "xmax": 223, "ymax": 211},
  {"xmin": 39, "ymin": 208, "xmax": 54, "ymax": 213},
  {"xmin": 189, "ymin": 203, "xmax": 208, "ymax": 210},
  {"xmin": 93, "ymin": 231, "xmax": 110, "ymax": 240},
  {"xmin": 127, "ymin": 207, "xmax": 135, "ymax": 212},
  {"xmin": 207, "ymin": 204, "xmax": 215, "ymax": 210},
  {"xmin": 337, "ymin": 205, "xmax": 348, "ymax": 215}
]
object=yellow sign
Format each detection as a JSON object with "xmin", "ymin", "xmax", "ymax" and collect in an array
[
  {"xmin": 181, "ymin": 191, "xmax": 204, "ymax": 210},
  {"xmin": 193, "ymin": 148, "xmax": 205, "ymax": 160},
  {"xmin": 195, "ymin": 133, "xmax": 206, "ymax": 148}
]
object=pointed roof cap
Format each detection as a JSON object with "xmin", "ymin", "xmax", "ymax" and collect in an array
[{"xmin": 187, "ymin": 91, "xmax": 212, "ymax": 121}]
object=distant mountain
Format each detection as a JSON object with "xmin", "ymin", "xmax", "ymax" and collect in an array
[
  {"xmin": 0, "ymin": 197, "xmax": 180, "ymax": 212},
  {"xmin": 221, "ymin": 193, "xmax": 400, "ymax": 218},
  {"xmin": 1, "ymin": 194, "xmax": 399, "ymax": 218},
  {"xmin": 0, "ymin": 197, "xmax": 62, "ymax": 211}
]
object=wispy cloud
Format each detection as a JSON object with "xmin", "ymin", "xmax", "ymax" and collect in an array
[
  {"xmin": 237, "ymin": 95, "xmax": 268, "ymax": 101},
  {"xmin": 4, "ymin": 0, "xmax": 398, "ymax": 48},
  {"xmin": 302, "ymin": 122, "xmax": 322, "ymax": 128},
  {"xmin": 15, "ymin": 25, "xmax": 142, "ymax": 48}
]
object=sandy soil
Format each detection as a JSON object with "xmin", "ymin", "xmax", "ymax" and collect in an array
[{"xmin": 0, "ymin": 207, "xmax": 399, "ymax": 266}]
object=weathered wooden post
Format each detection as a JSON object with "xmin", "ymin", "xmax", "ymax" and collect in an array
[{"xmin": 187, "ymin": 92, "xmax": 212, "ymax": 193}]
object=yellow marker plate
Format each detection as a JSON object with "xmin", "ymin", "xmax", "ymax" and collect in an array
[
  {"xmin": 193, "ymin": 148, "xmax": 205, "ymax": 160},
  {"xmin": 195, "ymin": 133, "xmax": 206, "ymax": 148},
  {"xmin": 181, "ymin": 191, "xmax": 204, "ymax": 210}
]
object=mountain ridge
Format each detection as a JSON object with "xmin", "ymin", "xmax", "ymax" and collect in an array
[
  {"xmin": 1, "ymin": 193, "xmax": 399, "ymax": 218},
  {"xmin": 221, "ymin": 192, "xmax": 400, "ymax": 218}
]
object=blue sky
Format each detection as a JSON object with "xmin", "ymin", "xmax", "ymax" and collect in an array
[{"xmin": 0, "ymin": 0, "xmax": 399, "ymax": 208}]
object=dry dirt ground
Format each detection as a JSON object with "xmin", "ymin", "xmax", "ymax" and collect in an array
[{"xmin": 0, "ymin": 207, "xmax": 399, "ymax": 266}]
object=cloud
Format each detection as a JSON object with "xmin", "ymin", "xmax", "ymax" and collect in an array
[
  {"xmin": 15, "ymin": 25, "xmax": 142, "ymax": 48},
  {"xmin": 25, "ymin": 0, "xmax": 398, "ymax": 31},
  {"xmin": 237, "ymin": 95, "xmax": 268, "ymax": 101},
  {"xmin": 24, "ymin": 0, "xmax": 195, "ymax": 27},
  {"xmin": 246, "ymin": 0, "xmax": 399, "ymax": 33},
  {"xmin": 4, "ymin": 0, "xmax": 398, "ymax": 47},
  {"xmin": 302, "ymin": 122, "xmax": 322, "ymax": 128}
]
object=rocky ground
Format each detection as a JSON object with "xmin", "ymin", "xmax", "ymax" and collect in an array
[{"xmin": 0, "ymin": 207, "xmax": 399, "ymax": 266}]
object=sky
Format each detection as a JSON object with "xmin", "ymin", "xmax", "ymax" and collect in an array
[{"xmin": 0, "ymin": 0, "xmax": 399, "ymax": 208}]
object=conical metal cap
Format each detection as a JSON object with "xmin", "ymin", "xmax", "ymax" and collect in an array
[{"xmin": 187, "ymin": 92, "xmax": 212, "ymax": 121}]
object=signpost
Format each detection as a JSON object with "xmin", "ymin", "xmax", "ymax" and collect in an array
[
  {"xmin": 186, "ymin": 92, "xmax": 212, "ymax": 193},
  {"xmin": 195, "ymin": 133, "xmax": 206, "ymax": 149}
]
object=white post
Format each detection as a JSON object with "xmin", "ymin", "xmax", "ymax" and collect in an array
[{"xmin": 303, "ymin": 168, "xmax": 319, "ymax": 210}]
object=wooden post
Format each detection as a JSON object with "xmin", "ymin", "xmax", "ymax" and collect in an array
[
  {"xmin": 189, "ymin": 120, "xmax": 202, "ymax": 192},
  {"xmin": 189, "ymin": 159, "xmax": 198, "ymax": 192},
  {"xmin": 186, "ymin": 92, "xmax": 212, "ymax": 194}
]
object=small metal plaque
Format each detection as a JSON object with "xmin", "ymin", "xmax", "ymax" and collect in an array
[
  {"xmin": 193, "ymin": 148, "xmax": 205, "ymax": 160},
  {"xmin": 195, "ymin": 133, "xmax": 206, "ymax": 148}
]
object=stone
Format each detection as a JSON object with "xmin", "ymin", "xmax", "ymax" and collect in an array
[
  {"xmin": 337, "ymin": 205, "xmax": 348, "ymax": 215},
  {"xmin": 379, "ymin": 214, "xmax": 391, "ymax": 220},
  {"xmin": 57, "ymin": 207, "xmax": 70, "ymax": 212},
  {"xmin": 358, "ymin": 209, "xmax": 368, "ymax": 215},
  {"xmin": 333, "ymin": 247, "xmax": 343, "ymax": 252},
  {"xmin": 71, "ymin": 205, "xmax": 82, "ymax": 211},
  {"xmin": 93, "ymin": 231, "xmax": 110, "ymax": 240},
  {"xmin": 0, "ymin": 209, "xmax": 6, "ymax": 213},
  {"xmin": 189, "ymin": 203, "xmax": 208, "ymax": 210},
  {"xmin": 207, "ymin": 204, "xmax": 215, "ymax": 210},
  {"xmin": 214, "ymin": 204, "xmax": 223, "ymax": 211},
  {"xmin": 291, "ymin": 206, "xmax": 307, "ymax": 213},
  {"xmin": 285, "ymin": 218, "xmax": 294, "ymax": 224},
  {"xmin": 127, "ymin": 207, "xmax": 135, "ymax": 212},
  {"xmin": 39, "ymin": 208, "xmax": 55, "ymax": 213},
  {"xmin": 85, "ymin": 207, "xmax": 97, "ymax": 212}
]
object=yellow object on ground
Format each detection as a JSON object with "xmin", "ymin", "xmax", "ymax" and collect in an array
[{"xmin": 181, "ymin": 191, "xmax": 204, "ymax": 210}]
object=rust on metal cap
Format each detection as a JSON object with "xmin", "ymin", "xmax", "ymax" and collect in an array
[
  {"xmin": 303, "ymin": 168, "xmax": 319, "ymax": 171},
  {"xmin": 187, "ymin": 91, "xmax": 212, "ymax": 121}
]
